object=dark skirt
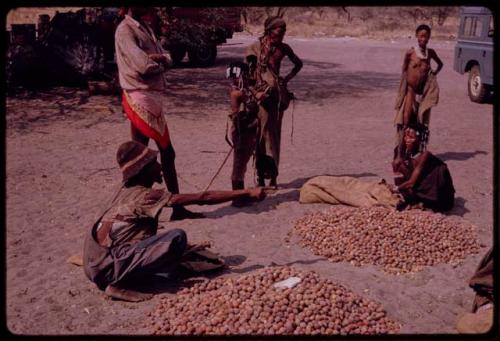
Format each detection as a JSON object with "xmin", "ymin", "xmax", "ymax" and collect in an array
[{"xmin": 413, "ymin": 154, "xmax": 455, "ymax": 212}]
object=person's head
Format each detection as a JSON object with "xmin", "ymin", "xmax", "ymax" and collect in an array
[
  {"xmin": 116, "ymin": 141, "xmax": 162, "ymax": 187},
  {"xmin": 403, "ymin": 126, "xmax": 421, "ymax": 153},
  {"xmin": 129, "ymin": 7, "xmax": 159, "ymax": 27},
  {"xmin": 118, "ymin": 7, "xmax": 128, "ymax": 18},
  {"xmin": 264, "ymin": 16, "xmax": 286, "ymax": 43},
  {"xmin": 415, "ymin": 24, "xmax": 431, "ymax": 48},
  {"xmin": 226, "ymin": 61, "xmax": 249, "ymax": 86}
]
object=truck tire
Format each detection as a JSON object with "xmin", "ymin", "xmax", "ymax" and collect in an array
[
  {"xmin": 468, "ymin": 65, "xmax": 490, "ymax": 103},
  {"xmin": 170, "ymin": 47, "xmax": 186, "ymax": 67},
  {"xmin": 188, "ymin": 44, "xmax": 217, "ymax": 67}
]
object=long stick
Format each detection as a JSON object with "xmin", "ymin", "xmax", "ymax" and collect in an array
[{"xmin": 203, "ymin": 148, "xmax": 234, "ymax": 192}]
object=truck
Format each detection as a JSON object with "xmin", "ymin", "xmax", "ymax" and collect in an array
[
  {"xmin": 453, "ymin": 6, "xmax": 494, "ymax": 103},
  {"xmin": 6, "ymin": 7, "xmax": 243, "ymax": 91},
  {"xmin": 163, "ymin": 7, "xmax": 243, "ymax": 67}
]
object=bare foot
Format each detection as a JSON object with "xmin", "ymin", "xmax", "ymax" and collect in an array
[
  {"xmin": 170, "ymin": 206, "xmax": 205, "ymax": 221},
  {"xmin": 104, "ymin": 285, "xmax": 153, "ymax": 302}
]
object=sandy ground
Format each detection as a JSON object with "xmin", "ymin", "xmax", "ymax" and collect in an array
[{"xmin": 5, "ymin": 34, "xmax": 495, "ymax": 335}]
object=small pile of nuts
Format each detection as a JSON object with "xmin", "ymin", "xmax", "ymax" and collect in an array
[
  {"xmin": 147, "ymin": 266, "xmax": 400, "ymax": 335},
  {"xmin": 292, "ymin": 206, "xmax": 480, "ymax": 274}
]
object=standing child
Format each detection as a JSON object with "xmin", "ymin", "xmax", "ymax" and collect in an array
[
  {"xmin": 393, "ymin": 24, "xmax": 443, "ymax": 170},
  {"xmin": 226, "ymin": 62, "xmax": 259, "ymax": 206}
]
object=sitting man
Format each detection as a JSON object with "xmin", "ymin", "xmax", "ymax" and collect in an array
[
  {"xmin": 394, "ymin": 125, "xmax": 455, "ymax": 212},
  {"xmin": 456, "ymin": 248, "xmax": 494, "ymax": 333},
  {"xmin": 83, "ymin": 141, "xmax": 266, "ymax": 302}
]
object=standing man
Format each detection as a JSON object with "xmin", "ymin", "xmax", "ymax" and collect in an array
[
  {"xmin": 83, "ymin": 141, "xmax": 266, "ymax": 302},
  {"xmin": 115, "ymin": 7, "xmax": 201, "ymax": 220},
  {"xmin": 245, "ymin": 16, "xmax": 303, "ymax": 188}
]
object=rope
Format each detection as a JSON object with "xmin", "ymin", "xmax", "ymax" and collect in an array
[
  {"xmin": 177, "ymin": 173, "xmax": 203, "ymax": 191},
  {"xmin": 203, "ymin": 147, "xmax": 234, "ymax": 192}
]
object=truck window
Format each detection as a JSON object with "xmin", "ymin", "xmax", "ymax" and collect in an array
[
  {"xmin": 462, "ymin": 16, "xmax": 483, "ymax": 37},
  {"xmin": 488, "ymin": 16, "xmax": 494, "ymax": 37}
]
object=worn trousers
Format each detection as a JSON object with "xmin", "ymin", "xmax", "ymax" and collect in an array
[{"xmin": 108, "ymin": 228, "xmax": 187, "ymax": 287}]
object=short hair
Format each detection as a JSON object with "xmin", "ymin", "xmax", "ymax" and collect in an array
[{"xmin": 416, "ymin": 24, "xmax": 431, "ymax": 35}]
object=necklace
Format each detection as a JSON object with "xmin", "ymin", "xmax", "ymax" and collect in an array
[{"xmin": 414, "ymin": 46, "xmax": 428, "ymax": 59}]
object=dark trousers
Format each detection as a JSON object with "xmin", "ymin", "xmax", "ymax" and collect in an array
[{"xmin": 109, "ymin": 229, "xmax": 187, "ymax": 287}]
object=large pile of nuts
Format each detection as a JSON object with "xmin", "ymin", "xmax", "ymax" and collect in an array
[
  {"xmin": 147, "ymin": 266, "xmax": 400, "ymax": 335},
  {"xmin": 292, "ymin": 206, "xmax": 480, "ymax": 274}
]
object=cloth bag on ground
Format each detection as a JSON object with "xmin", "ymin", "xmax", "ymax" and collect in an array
[{"xmin": 299, "ymin": 176, "xmax": 400, "ymax": 208}]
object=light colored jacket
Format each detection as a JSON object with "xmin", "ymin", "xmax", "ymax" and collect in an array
[{"xmin": 115, "ymin": 15, "xmax": 172, "ymax": 91}]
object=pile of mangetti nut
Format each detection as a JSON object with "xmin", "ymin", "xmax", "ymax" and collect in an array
[
  {"xmin": 292, "ymin": 206, "xmax": 480, "ymax": 274},
  {"xmin": 147, "ymin": 266, "xmax": 400, "ymax": 335}
]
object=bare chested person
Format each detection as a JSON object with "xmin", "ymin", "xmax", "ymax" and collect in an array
[
  {"xmin": 393, "ymin": 24, "xmax": 443, "ymax": 170},
  {"xmin": 246, "ymin": 16, "xmax": 303, "ymax": 188},
  {"xmin": 401, "ymin": 24, "xmax": 443, "ymax": 127}
]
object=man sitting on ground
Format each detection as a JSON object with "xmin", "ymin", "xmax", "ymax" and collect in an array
[{"xmin": 83, "ymin": 141, "xmax": 266, "ymax": 302}]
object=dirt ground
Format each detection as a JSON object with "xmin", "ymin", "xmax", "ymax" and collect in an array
[{"xmin": 5, "ymin": 34, "xmax": 494, "ymax": 335}]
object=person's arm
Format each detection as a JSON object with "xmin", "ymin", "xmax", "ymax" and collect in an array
[
  {"xmin": 429, "ymin": 49, "xmax": 443, "ymax": 75},
  {"xmin": 397, "ymin": 151, "xmax": 431, "ymax": 190},
  {"xmin": 115, "ymin": 26, "xmax": 165, "ymax": 76},
  {"xmin": 149, "ymin": 53, "xmax": 173, "ymax": 68},
  {"xmin": 245, "ymin": 42, "xmax": 259, "ymax": 78},
  {"xmin": 230, "ymin": 89, "xmax": 244, "ymax": 114},
  {"xmin": 282, "ymin": 45, "xmax": 303, "ymax": 85},
  {"xmin": 401, "ymin": 49, "xmax": 412, "ymax": 73},
  {"xmin": 168, "ymin": 188, "xmax": 266, "ymax": 207}
]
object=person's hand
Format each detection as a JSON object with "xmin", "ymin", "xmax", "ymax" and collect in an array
[
  {"xmin": 398, "ymin": 180, "xmax": 414, "ymax": 191},
  {"xmin": 392, "ymin": 157, "xmax": 403, "ymax": 173},
  {"xmin": 149, "ymin": 54, "xmax": 168, "ymax": 65},
  {"xmin": 248, "ymin": 187, "xmax": 266, "ymax": 201}
]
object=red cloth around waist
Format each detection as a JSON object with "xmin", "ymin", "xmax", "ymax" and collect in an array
[{"xmin": 122, "ymin": 92, "xmax": 171, "ymax": 149}]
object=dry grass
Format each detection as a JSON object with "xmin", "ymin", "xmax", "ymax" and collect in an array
[{"xmin": 244, "ymin": 7, "xmax": 459, "ymax": 40}]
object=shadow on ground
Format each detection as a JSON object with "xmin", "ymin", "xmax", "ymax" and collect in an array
[
  {"xmin": 435, "ymin": 150, "xmax": 488, "ymax": 162},
  {"xmin": 7, "ymin": 53, "xmax": 400, "ymax": 131},
  {"xmin": 203, "ymin": 172, "xmax": 380, "ymax": 219},
  {"xmin": 447, "ymin": 197, "xmax": 470, "ymax": 217},
  {"xmin": 126, "ymin": 254, "xmax": 247, "ymax": 295},
  {"xmin": 6, "ymin": 88, "xmax": 124, "ymax": 133},
  {"xmin": 167, "ymin": 57, "xmax": 400, "ymax": 111}
]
